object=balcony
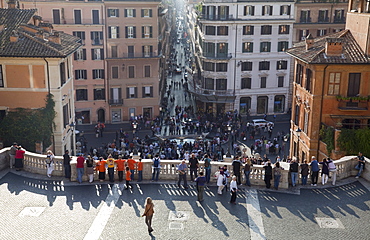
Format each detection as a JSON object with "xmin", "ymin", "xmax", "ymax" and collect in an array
[
  {"xmin": 202, "ymin": 53, "xmax": 232, "ymax": 60},
  {"xmin": 337, "ymin": 98, "xmax": 368, "ymax": 111},
  {"xmin": 318, "ymin": 17, "xmax": 329, "ymax": 23},
  {"xmin": 121, "ymin": 52, "xmax": 157, "ymax": 59},
  {"xmin": 109, "ymin": 99, "xmax": 123, "ymax": 105},
  {"xmin": 189, "ymin": 87, "xmax": 236, "ymax": 103},
  {"xmin": 333, "ymin": 17, "xmax": 346, "ymax": 23},
  {"xmin": 200, "ymin": 15, "xmax": 234, "ymax": 21},
  {"xmin": 299, "ymin": 17, "xmax": 311, "ymax": 23}
]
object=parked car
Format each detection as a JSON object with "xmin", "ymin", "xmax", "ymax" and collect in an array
[{"xmin": 250, "ymin": 119, "xmax": 274, "ymax": 128}]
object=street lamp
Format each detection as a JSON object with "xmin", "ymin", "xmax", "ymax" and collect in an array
[
  {"xmin": 69, "ymin": 122, "xmax": 76, "ymax": 156},
  {"xmin": 296, "ymin": 128, "xmax": 302, "ymax": 162}
]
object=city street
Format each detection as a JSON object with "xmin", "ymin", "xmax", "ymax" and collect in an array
[{"xmin": 1, "ymin": 170, "xmax": 369, "ymax": 239}]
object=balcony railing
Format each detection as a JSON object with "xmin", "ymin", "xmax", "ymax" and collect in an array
[
  {"xmin": 338, "ymin": 101, "xmax": 368, "ymax": 110},
  {"xmin": 121, "ymin": 52, "xmax": 157, "ymax": 58},
  {"xmin": 193, "ymin": 88, "xmax": 234, "ymax": 96},
  {"xmin": 318, "ymin": 17, "xmax": 329, "ymax": 23},
  {"xmin": 202, "ymin": 53, "xmax": 232, "ymax": 60},
  {"xmin": 109, "ymin": 99, "xmax": 123, "ymax": 105},
  {"xmin": 200, "ymin": 14, "xmax": 234, "ymax": 21},
  {"xmin": 333, "ymin": 17, "xmax": 346, "ymax": 23},
  {"xmin": 299, "ymin": 17, "xmax": 311, "ymax": 23}
]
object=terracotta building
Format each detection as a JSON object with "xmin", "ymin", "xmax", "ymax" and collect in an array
[
  {"xmin": 0, "ymin": 4, "xmax": 81, "ymax": 155},
  {"xmin": 287, "ymin": 0, "xmax": 370, "ymax": 161}
]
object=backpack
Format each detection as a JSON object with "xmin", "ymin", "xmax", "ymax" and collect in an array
[{"xmin": 153, "ymin": 158, "xmax": 159, "ymax": 168}]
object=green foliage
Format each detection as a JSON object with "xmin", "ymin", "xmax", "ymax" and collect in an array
[
  {"xmin": 319, "ymin": 125, "xmax": 335, "ymax": 155},
  {"xmin": 0, "ymin": 94, "xmax": 56, "ymax": 152},
  {"xmin": 337, "ymin": 128, "xmax": 370, "ymax": 156}
]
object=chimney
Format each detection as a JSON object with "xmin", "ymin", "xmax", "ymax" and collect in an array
[
  {"xmin": 35, "ymin": 29, "xmax": 44, "ymax": 39},
  {"xmin": 39, "ymin": 22, "xmax": 53, "ymax": 33},
  {"xmin": 305, "ymin": 33, "xmax": 314, "ymax": 51},
  {"xmin": 33, "ymin": 15, "xmax": 42, "ymax": 27},
  {"xmin": 325, "ymin": 38, "xmax": 343, "ymax": 57},
  {"xmin": 10, "ymin": 30, "xmax": 19, "ymax": 42},
  {"xmin": 8, "ymin": 0, "xmax": 16, "ymax": 9},
  {"xmin": 48, "ymin": 31, "xmax": 61, "ymax": 44}
]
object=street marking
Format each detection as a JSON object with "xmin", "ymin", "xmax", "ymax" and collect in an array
[
  {"xmin": 316, "ymin": 218, "xmax": 344, "ymax": 228},
  {"xmin": 246, "ymin": 189, "xmax": 266, "ymax": 240},
  {"xmin": 168, "ymin": 211, "xmax": 189, "ymax": 221},
  {"xmin": 19, "ymin": 207, "xmax": 45, "ymax": 217},
  {"xmin": 83, "ymin": 184, "xmax": 120, "ymax": 240}
]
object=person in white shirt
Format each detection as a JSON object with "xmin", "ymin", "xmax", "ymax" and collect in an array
[{"xmin": 230, "ymin": 176, "xmax": 238, "ymax": 204}]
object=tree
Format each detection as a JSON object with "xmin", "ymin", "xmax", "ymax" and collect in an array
[
  {"xmin": 337, "ymin": 128, "xmax": 370, "ymax": 157},
  {"xmin": 0, "ymin": 94, "xmax": 56, "ymax": 152}
]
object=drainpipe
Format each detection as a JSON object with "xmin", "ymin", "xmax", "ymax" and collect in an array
[
  {"xmin": 233, "ymin": 4, "xmax": 238, "ymax": 111},
  {"xmin": 43, "ymin": 58, "xmax": 51, "ymax": 94},
  {"xmin": 317, "ymin": 64, "xmax": 329, "ymax": 160}
]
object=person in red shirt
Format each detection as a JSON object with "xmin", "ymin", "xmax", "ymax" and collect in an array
[
  {"xmin": 127, "ymin": 157, "xmax": 136, "ymax": 181},
  {"xmin": 125, "ymin": 166, "xmax": 132, "ymax": 190},
  {"xmin": 14, "ymin": 146, "xmax": 25, "ymax": 171},
  {"xmin": 96, "ymin": 157, "xmax": 107, "ymax": 182},
  {"xmin": 76, "ymin": 154, "xmax": 85, "ymax": 183},
  {"xmin": 137, "ymin": 158, "xmax": 143, "ymax": 182},
  {"xmin": 115, "ymin": 155, "xmax": 126, "ymax": 182}
]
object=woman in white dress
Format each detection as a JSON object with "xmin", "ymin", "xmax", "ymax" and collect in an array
[
  {"xmin": 46, "ymin": 150, "xmax": 55, "ymax": 177},
  {"xmin": 217, "ymin": 170, "xmax": 226, "ymax": 195}
]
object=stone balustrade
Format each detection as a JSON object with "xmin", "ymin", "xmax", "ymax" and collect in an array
[{"xmin": 0, "ymin": 147, "xmax": 369, "ymax": 189}]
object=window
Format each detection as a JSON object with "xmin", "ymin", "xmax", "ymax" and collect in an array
[
  {"xmin": 92, "ymin": 10, "xmax": 99, "ymax": 24},
  {"xmin": 241, "ymin": 78, "xmax": 251, "ymax": 89},
  {"xmin": 112, "ymin": 66, "xmax": 119, "ymax": 79},
  {"xmin": 278, "ymin": 25, "xmax": 290, "ymax": 34},
  {"xmin": 217, "ymin": 26, "xmax": 228, "ymax": 36},
  {"xmin": 278, "ymin": 41, "xmax": 289, "ymax": 52},
  {"xmin": 60, "ymin": 62, "xmax": 66, "ymax": 86},
  {"xmin": 93, "ymin": 69, "xmax": 105, "ymax": 79},
  {"xmin": 0, "ymin": 65, "xmax": 3, "ymax": 87},
  {"xmin": 257, "ymin": 96, "xmax": 268, "ymax": 114},
  {"xmin": 303, "ymin": 111, "xmax": 309, "ymax": 133},
  {"xmin": 216, "ymin": 79, "xmax": 227, "ymax": 90},
  {"xmin": 239, "ymin": 97, "xmax": 251, "ymax": 114},
  {"xmin": 243, "ymin": 25, "xmax": 254, "ymax": 35},
  {"xmin": 125, "ymin": 9, "xmax": 136, "ymax": 17},
  {"xmin": 52, "ymin": 9, "xmax": 60, "ymax": 24},
  {"xmin": 142, "ymin": 45, "xmax": 153, "ymax": 57},
  {"xmin": 94, "ymin": 89, "xmax": 105, "ymax": 100},
  {"xmin": 203, "ymin": 62, "xmax": 215, "ymax": 71},
  {"xmin": 74, "ymin": 10, "xmax": 81, "ymax": 24},
  {"xmin": 242, "ymin": 42, "xmax": 253, "ymax": 53},
  {"xmin": 276, "ymin": 60, "xmax": 288, "ymax": 70},
  {"xmin": 300, "ymin": 10, "xmax": 311, "ymax": 23},
  {"xmin": 128, "ymin": 46, "xmax": 134, "ymax": 58},
  {"xmin": 328, "ymin": 73, "xmax": 340, "ymax": 95},
  {"xmin": 318, "ymin": 10, "xmax": 329, "ymax": 23},
  {"xmin": 280, "ymin": 5, "xmax": 291, "ymax": 15},
  {"xmin": 127, "ymin": 87, "xmax": 138, "ymax": 98},
  {"xmin": 144, "ymin": 65, "xmax": 151, "ymax": 77},
  {"xmin": 110, "ymin": 88, "xmax": 122, "ymax": 102},
  {"xmin": 205, "ymin": 26, "xmax": 216, "ymax": 35},
  {"xmin": 262, "ymin": 5, "xmax": 273, "ymax": 16},
  {"xmin": 75, "ymin": 69, "xmax": 87, "ymax": 80},
  {"xmin": 244, "ymin": 6, "xmax": 255, "ymax": 16},
  {"xmin": 91, "ymin": 49, "xmax": 104, "ymax": 60},
  {"xmin": 317, "ymin": 29, "xmax": 327, "ymax": 37},
  {"xmin": 108, "ymin": 9, "xmax": 119, "ymax": 17},
  {"xmin": 74, "ymin": 49, "xmax": 86, "ymax": 60},
  {"xmin": 299, "ymin": 30, "xmax": 310, "ymax": 40},
  {"xmin": 128, "ymin": 66, "xmax": 135, "ymax": 78},
  {"xmin": 278, "ymin": 76, "xmax": 284, "ymax": 87},
  {"xmin": 142, "ymin": 26, "xmax": 153, "ymax": 38},
  {"xmin": 347, "ymin": 73, "xmax": 361, "ymax": 96},
  {"xmin": 218, "ymin": 6, "xmax": 229, "ymax": 20},
  {"xmin": 261, "ymin": 25, "xmax": 272, "ymax": 35},
  {"xmin": 241, "ymin": 62, "xmax": 252, "ymax": 71},
  {"xmin": 305, "ymin": 69, "xmax": 312, "ymax": 92},
  {"xmin": 216, "ymin": 43, "xmax": 228, "ymax": 58},
  {"xmin": 63, "ymin": 104, "xmax": 69, "ymax": 127},
  {"xmin": 216, "ymin": 63, "xmax": 227, "ymax": 72},
  {"xmin": 108, "ymin": 26, "xmax": 120, "ymax": 39},
  {"xmin": 294, "ymin": 105, "xmax": 300, "ymax": 126},
  {"xmin": 260, "ymin": 77, "xmax": 267, "ymax": 88},
  {"xmin": 334, "ymin": 9, "xmax": 345, "ymax": 23},
  {"xmin": 91, "ymin": 31, "xmax": 103, "ymax": 45},
  {"xmin": 203, "ymin": 42, "xmax": 215, "ymax": 57},
  {"xmin": 142, "ymin": 86, "xmax": 153, "ymax": 98},
  {"xmin": 125, "ymin": 26, "xmax": 136, "ymax": 38},
  {"xmin": 274, "ymin": 95, "xmax": 285, "ymax": 113},
  {"xmin": 141, "ymin": 9, "xmax": 153, "ymax": 17},
  {"xmin": 111, "ymin": 46, "xmax": 117, "ymax": 58},
  {"xmin": 205, "ymin": 78, "xmax": 214, "ymax": 90},
  {"xmin": 296, "ymin": 64, "xmax": 303, "ymax": 85},
  {"xmin": 76, "ymin": 89, "xmax": 88, "ymax": 101},
  {"xmin": 260, "ymin": 42, "xmax": 271, "ymax": 52},
  {"xmin": 73, "ymin": 31, "xmax": 85, "ymax": 44},
  {"xmin": 259, "ymin": 61, "xmax": 270, "ymax": 70}
]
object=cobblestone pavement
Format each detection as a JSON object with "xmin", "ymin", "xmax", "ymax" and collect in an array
[{"xmin": 0, "ymin": 169, "xmax": 369, "ymax": 240}]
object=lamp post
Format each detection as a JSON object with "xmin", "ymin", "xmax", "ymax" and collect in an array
[
  {"xmin": 296, "ymin": 127, "xmax": 302, "ymax": 162},
  {"xmin": 69, "ymin": 122, "xmax": 76, "ymax": 156}
]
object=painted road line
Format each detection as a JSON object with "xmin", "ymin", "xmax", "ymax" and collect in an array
[
  {"xmin": 246, "ymin": 189, "xmax": 266, "ymax": 240},
  {"xmin": 83, "ymin": 184, "xmax": 120, "ymax": 240}
]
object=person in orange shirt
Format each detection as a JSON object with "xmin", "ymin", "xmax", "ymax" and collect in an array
[
  {"xmin": 96, "ymin": 157, "xmax": 107, "ymax": 182},
  {"xmin": 127, "ymin": 156, "xmax": 136, "ymax": 181},
  {"xmin": 115, "ymin": 155, "xmax": 126, "ymax": 182},
  {"xmin": 125, "ymin": 166, "xmax": 132, "ymax": 190},
  {"xmin": 137, "ymin": 158, "xmax": 143, "ymax": 182}
]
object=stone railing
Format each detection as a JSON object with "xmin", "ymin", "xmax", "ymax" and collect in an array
[{"xmin": 0, "ymin": 148, "xmax": 368, "ymax": 189}]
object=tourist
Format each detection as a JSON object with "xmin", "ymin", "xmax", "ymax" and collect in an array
[
  {"xmin": 273, "ymin": 162, "xmax": 283, "ymax": 190},
  {"xmin": 289, "ymin": 158, "xmax": 299, "ymax": 187},
  {"xmin": 177, "ymin": 160, "xmax": 188, "ymax": 189},
  {"xmin": 189, "ymin": 153, "xmax": 199, "ymax": 182},
  {"xmin": 86, "ymin": 155, "xmax": 95, "ymax": 183},
  {"xmin": 46, "ymin": 150, "xmax": 55, "ymax": 178},
  {"xmin": 137, "ymin": 158, "xmax": 143, "ymax": 182},
  {"xmin": 264, "ymin": 162, "xmax": 273, "ymax": 189},
  {"xmin": 14, "ymin": 145, "xmax": 25, "ymax": 171},
  {"xmin": 195, "ymin": 171, "xmax": 206, "ymax": 202},
  {"xmin": 152, "ymin": 154, "xmax": 161, "ymax": 181},
  {"xmin": 232, "ymin": 156, "xmax": 242, "ymax": 185},
  {"xmin": 115, "ymin": 155, "xmax": 125, "ymax": 182},
  {"xmin": 217, "ymin": 170, "xmax": 226, "ymax": 195},
  {"xmin": 300, "ymin": 160, "xmax": 309, "ymax": 185},
  {"xmin": 76, "ymin": 153, "xmax": 85, "ymax": 183},
  {"xmin": 142, "ymin": 197, "xmax": 154, "ymax": 234},
  {"xmin": 310, "ymin": 156, "xmax": 320, "ymax": 186},
  {"xmin": 63, "ymin": 150, "xmax": 72, "ymax": 179},
  {"xmin": 127, "ymin": 155, "xmax": 136, "ymax": 181},
  {"xmin": 319, "ymin": 158, "xmax": 329, "ymax": 185},
  {"xmin": 244, "ymin": 158, "xmax": 252, "ymax": 186},
  {"xmin": 106, "ymin": 154, "xmax": 115, "ymax": 183},
  {"xmin": 96, "ymin": 157, "xmax": 106, "ymax": 182},
  {"xmin": 327, "ymin": 158, "xmax": 337, "ymax": 185},
  {"xmin": 9, "ymin": 142, "xmax": 17, "ymax": 169},
  {"xmin": 230, "ymin": 175, "xmax": 238, "ymax": 204},
  {"xmin": 355, "ymin": 152, "xmax": 366, "ymax": 179},
  {"xmin": 125, "ymin": 166, "xmax": 133, "ymax": 189},
  {"xmin": 203, "ymin": 154, "xmax": 211, "ymax": 184}
]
